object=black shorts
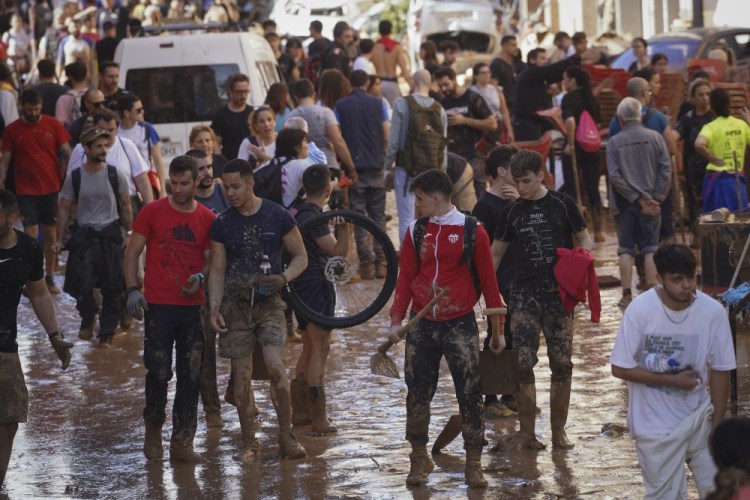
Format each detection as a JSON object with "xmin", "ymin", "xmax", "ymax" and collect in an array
[
  {"xmin": 294, "ymin": 278, "xmax": 335, "ymax": 331},
  {"xmin": 17, "ymin": 193, "xmax": 58, "ymax": 226}
]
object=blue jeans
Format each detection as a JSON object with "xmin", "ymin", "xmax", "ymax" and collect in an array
[
  {"xmin": 614, "ymin": 203, "xmax": 661, "ymax": 256},
  {"xmin": 143, "ymin": 304, "xmax": 204, "ymax": 446}
]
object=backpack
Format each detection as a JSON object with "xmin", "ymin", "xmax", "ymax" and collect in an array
[
  {"xmin": 575, "ymin": 109, "xmax": 602, "ymax": 153},
  {"xmin": 412, "ymin": 215, "xmax": 482, "ymax": 299},
  {"xmin": 252, "ymin": 156, "xmax": 304, "ymax": 209},
  {"xmin": 71, "ymin": 165, "xmax": 122, "ymax": 220},
  {"xmin": 66, "ymin": 89, "xmax": 85, "ymax": 123},
  {"xmin": 396, "ymin": 96, "xmax": 446, "ymax": 177}
]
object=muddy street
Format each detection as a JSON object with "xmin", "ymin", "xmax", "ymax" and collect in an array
[{"xmin": 5, "ymin": 218, "xmax": 750, "ymax": 500}]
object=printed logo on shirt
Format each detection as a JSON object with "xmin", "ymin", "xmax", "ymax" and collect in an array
[{"xmin": 448, "ymin": 233, "xmax": 459, "ymax": 244}]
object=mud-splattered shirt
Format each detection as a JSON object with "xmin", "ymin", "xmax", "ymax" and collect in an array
[
  {"xmin": 132, "ymin": 197, "xmax": 216, "ymax": 306},
  {"xmin": 0, "ymin": 230, "xmax": 43, "ymax": 353},
  {"xmin": 210, "ymin": 199, "xmax": 296, "ymax": 289},
  {"xmin": 389, "ymin": 207, "xmax": 504, "ymax": 325},
  {"xmin": 495, "ymin": 190, "xmax": 586, "ymax": 287}
]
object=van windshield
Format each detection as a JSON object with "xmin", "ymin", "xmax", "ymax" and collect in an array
[{"xmin": 125, "ymin": 64, "xmax": 240, "ymax": 124}]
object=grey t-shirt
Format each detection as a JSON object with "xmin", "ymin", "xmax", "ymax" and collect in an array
[
  {"xmin": 284, "ymin": 104, "xmax": 339, "ymax": 169},
  {"xmin": 60, "ymin": 166, "xmax": 129, "ymax": 230}
]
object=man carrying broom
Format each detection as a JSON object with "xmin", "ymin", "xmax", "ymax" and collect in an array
[{"xmin": 386, "ymin": 170, "xmax": 507, "ymax": 489}]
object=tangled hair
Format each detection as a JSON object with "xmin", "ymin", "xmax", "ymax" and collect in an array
[
  {"xmin": 265, "ymin": 82, "xmax": 291, "ymax": 115},
  {"xmin": 274, "ymin": 127, "xmax": 307, "ymax": 158},
  {"xmin": 509, "ymin": 150, "xmax": 544, "ymax": 178},
  {"xmin": 317, "ymin": 69, "xmax": 350, "ymax": 109},
  {"xmin": 707, "ymin": 418, "xmax": 750, "ymax": 500},
  {"xmin": 486, "ymin": 145, "xmax": 519, "ymax": 179}
]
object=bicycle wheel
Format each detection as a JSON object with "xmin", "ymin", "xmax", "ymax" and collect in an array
[{"xmin": 286, "ymin": 209, "xmax": 398, "ymax": 329}]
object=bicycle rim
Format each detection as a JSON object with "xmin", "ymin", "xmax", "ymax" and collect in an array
[{"xmin": 286, "ymin": 209, "xmax": 398, "ymax": 329}]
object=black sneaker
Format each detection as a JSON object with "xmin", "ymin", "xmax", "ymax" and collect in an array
[{"xmin": 79, "ymin": 317, "xmax": 95, "ymax": 340}]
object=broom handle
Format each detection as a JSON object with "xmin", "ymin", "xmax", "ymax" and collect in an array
[{"xmin": 377, "ymin": 289, "xmax": 448, "ymax": 354}]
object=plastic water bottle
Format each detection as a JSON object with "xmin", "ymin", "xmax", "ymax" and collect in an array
[
  {"xmin": 644, "ymin": 353, "xmax": 680, "ymax": 373},
  {"xmin": 257, "ymin": 255, "xmax": 272, "ymax": 297}
]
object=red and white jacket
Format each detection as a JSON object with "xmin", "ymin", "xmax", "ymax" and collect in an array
[{"xmin": 389, "ymin": 208, "xmax": 505, "ymax": 325}]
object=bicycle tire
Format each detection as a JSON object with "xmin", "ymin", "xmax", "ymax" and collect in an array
[{"xmin": 286, "ymin": 209, "xmax": 398, "ymax": 329}]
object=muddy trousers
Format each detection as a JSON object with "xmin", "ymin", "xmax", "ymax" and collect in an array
[
  {"xmin": 199, "ymin": 302, "xmax": 221, "ymax": 415},
  {"xmin": 348, "ymin": 169, "xmax": 386, "ymax": 260},
  {"xmin": 404, "ymin": 313, "xmax": 484, "ymax": 449},
  {"xmin": 143, "ymin": 304, "xmax": 204, "ymax": 446},
  {"xmin": 509, "ymin": 287, "xmax": 573, "ymax": 384}
]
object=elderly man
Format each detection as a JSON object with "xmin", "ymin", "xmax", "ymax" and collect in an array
[{"xmin": 606, "ymin": 97, "xmax": 671, "ymax": 309}]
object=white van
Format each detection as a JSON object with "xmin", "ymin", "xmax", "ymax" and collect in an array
[{"xmin": 115, "ymin": 27, "xmax": 282, "ymax": 162}]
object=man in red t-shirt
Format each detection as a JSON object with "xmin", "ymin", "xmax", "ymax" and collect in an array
[
  {"xmin": 0, "ymin": 88, "xmax": 71, "ymax": 294},
  {"xmin": 124, "ymin": 156, "xmax": 216, "ymax": 464}
]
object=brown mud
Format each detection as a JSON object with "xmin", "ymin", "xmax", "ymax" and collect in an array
[{"xmin": 5, "ymin": 209, "xmax": 750, "ymax": 499}]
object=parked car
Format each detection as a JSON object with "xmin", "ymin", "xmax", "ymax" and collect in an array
[
  {"xmin": 115, "ymin": 25, "xmax": 281, "ymax": 163},
  {"xmin": 406, "ymin": 0, "xmax": 502, "ymax": 73},
  {"xmin": 611, "ymin": 27, "xmax": 750, "ymax": 74},
  {"xmin": 270, "ymin": 0, "xmax": 361, "ymax": 39}
]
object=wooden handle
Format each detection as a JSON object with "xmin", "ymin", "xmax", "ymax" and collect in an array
[
  {"xmin": 483, "ymin": 307, "xmax": 508, "ymax": 315},
  {"xmin": 378, "ymin": 289, "xmax": 448, "ymax": 354}
]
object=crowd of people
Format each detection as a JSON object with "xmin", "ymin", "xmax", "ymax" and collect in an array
[{"xmin": 1, "ymin": 9, "xmax": 750, "ymax": 497}]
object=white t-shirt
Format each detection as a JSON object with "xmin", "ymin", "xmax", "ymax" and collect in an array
[
  {"xmin": 68, "ymin": 136, "xmax": 150, "ymax": 196},
  {"xmin": 117, "ymin": 122, "xmax": 160, "ymax": 170},
  {"xmin": 353, "ymin": 55, "xmax": 375, "ymax": 74},
  {"xmin": 609, "ymin": 288, "xmax": 736, "ymax": 437},
  {"xmin": 281, "ymin": 158, "xmax": 311, "ymax": 207},
  {"xmin": 237, "ymin": 137, "xmax": 276, "ymax": 169}
]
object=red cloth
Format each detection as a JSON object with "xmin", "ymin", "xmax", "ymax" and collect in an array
[
  {"xmin": 389, "ymin": 208, "xmax": 505, "ymax": 325},
  {"xmin": 377, "ymin": 36, "xmax": 399, "ymax": 53},
  {"xmin": 132, "ymin": 198, "xmax": 216, "ymax": 306},
  {"xmin": 1, "ymin": 116, "xmax": 71, "ymax": 195},
  {"xmin": 553, "ymin": 247, "xmax": 601, "ymax": 323}
]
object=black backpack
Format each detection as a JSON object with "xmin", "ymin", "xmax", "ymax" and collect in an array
[
  {"xmin": 252, "ymin": 156, "xmax": 304, "ymax": 209},
  {"xmin": 71, "ymin": 165, "xmax": 122, "ymax": 220},
  {"xmin": 412, "ymin": 215, "xmax": 482, "ymax": 298},
  {"xmin": 396, "ymin": 96, "xmax": 446, "ymax": 177}
]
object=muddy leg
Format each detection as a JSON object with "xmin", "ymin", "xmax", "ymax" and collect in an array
[
  {"xmin": 231, "ymin": 354, "xmax": 260, "ymax": 464},
  {"xmin": 169, "ymin": 307, "xmax": 203, "ymax": 463},
  {"xmin": 306, "ymin": 324, "xmax": 336, "ymax": 434},
  {"xmin": 0, "ymin": 422, "xmax": 18, "ymax": 489},
  {"xmin": 291, "ymin": 330, "xmax": 311, "ymax": 426},
  {"xmin": 550, "ymin": 379, "xmax": 574, "ymax": 449},
  {"xmin": 541, "ymin": 295, "xmax": 574, "ymax": 450},
  {"xmin": 200, "ymin": 304, "xmax": 222, "ymax": 427},
  {"xmin": 264, "ymin": 345, "xmax": 306, "ymax": 459},
  {"xmin": 517, "ymin": 382, "xmax": 545, "ymax": 450}
]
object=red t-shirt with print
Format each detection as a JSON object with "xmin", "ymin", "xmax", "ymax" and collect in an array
[
  {"xmin": 132, "ymin": 197, "xmax": 216, "ymax": 305},
  {"xmin": 1, "ymin": 116, "xmax": 71, "ymax": 195}
]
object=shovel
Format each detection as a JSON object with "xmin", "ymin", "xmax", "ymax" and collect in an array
[{"xmin": 370, "ymin": 289, "xmax": 448, "ymax": 378}]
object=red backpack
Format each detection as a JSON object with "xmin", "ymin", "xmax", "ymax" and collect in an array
[{"xmin": 575, "ymin": 110, "xmax": 602, "ymax": 153}]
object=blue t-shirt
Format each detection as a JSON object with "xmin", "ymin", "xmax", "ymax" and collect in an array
[
  {"xmin": 609, "ymin": 106, "xmax": 669, "ymax": 137},
  {"xmin": 210, "ymin": 200, "xmax": 296, "ymax": 286}
]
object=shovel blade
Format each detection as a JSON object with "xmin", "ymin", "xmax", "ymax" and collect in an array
[
  {"xmin": 479, "ymin": 350, "xmax": 519, "ymax": 396},
  {"xmin": 432, "ymin": 414, "xmax": 462, "ymax": 454},
  {"xmin": 370, "ymin": 352, "xmax": 400, "ymax": 378}
]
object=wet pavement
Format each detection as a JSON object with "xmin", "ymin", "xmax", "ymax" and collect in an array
[{"xmin": 5, "ymin": 205, "xmax": 750, "ymax": 499}]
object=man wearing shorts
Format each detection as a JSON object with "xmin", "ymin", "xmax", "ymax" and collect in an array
[
  {"xmin": 124, "ymin": 156, "xmax": 216, "ymax": 462},
  {"xmin": 607, "ymin": 97, "xmax": 671, "ymax": 309},
  {"xmin": 209, "ymin": 159, "xmax": 308, "ymax": 464},
  {"xmin": 0, "ymin": 188, "xmax": 72, "ymax": 490},
  {"xmin": 0, "ymin": 88, "xmax": 71, "ymax": 294}
]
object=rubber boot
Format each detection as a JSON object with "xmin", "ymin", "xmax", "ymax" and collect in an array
[
  {"xmin": 550, "ymin": 378, "xmax": 575, "ymax": 450},
  {"xmin": 308, "ymin": 386, "xmax": 337, "ymax": 436},
  {"xmin": 169, "ymin": 432, "xmax": 202, "ymax": 463},
  {"xmin": 272, "ymin": 384, "xmax": 306, "ymax": 459},
  {"xmin": 143, "ymin": 420, "xmax": 164, "ymax": 461},
  {"xmin": 226, "ymin": 375, "xmax": 260, "ymax": 416},
  {"xmin": 291, "ymin": 377, "xmax": 311, "ymax": 426},
  {"xmin": 236, "ymin": 408, "xmax": 261, "ymax": 465},
  {"xmin": 592, "ymin": 206, "xmax": 605, "ymax": 243},
  {"xmin": 517, "ymin": 383, "xmax": 545, "ymax": 450},
  {"xmin": 406, "ymin": 444, "xmax": 434, "ymax": 487},
  {"xmin": 464, "ymin": 447, "xmax": 487, "ymax": 488}
]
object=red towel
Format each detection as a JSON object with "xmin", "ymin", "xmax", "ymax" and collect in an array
[
  {"xmin": 554, "ymin": 247, "xmax": 601, "ymax": 323},
  {"xmin": 377, "ymin": 36, "xmax": 399, "ymax": 53}
]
